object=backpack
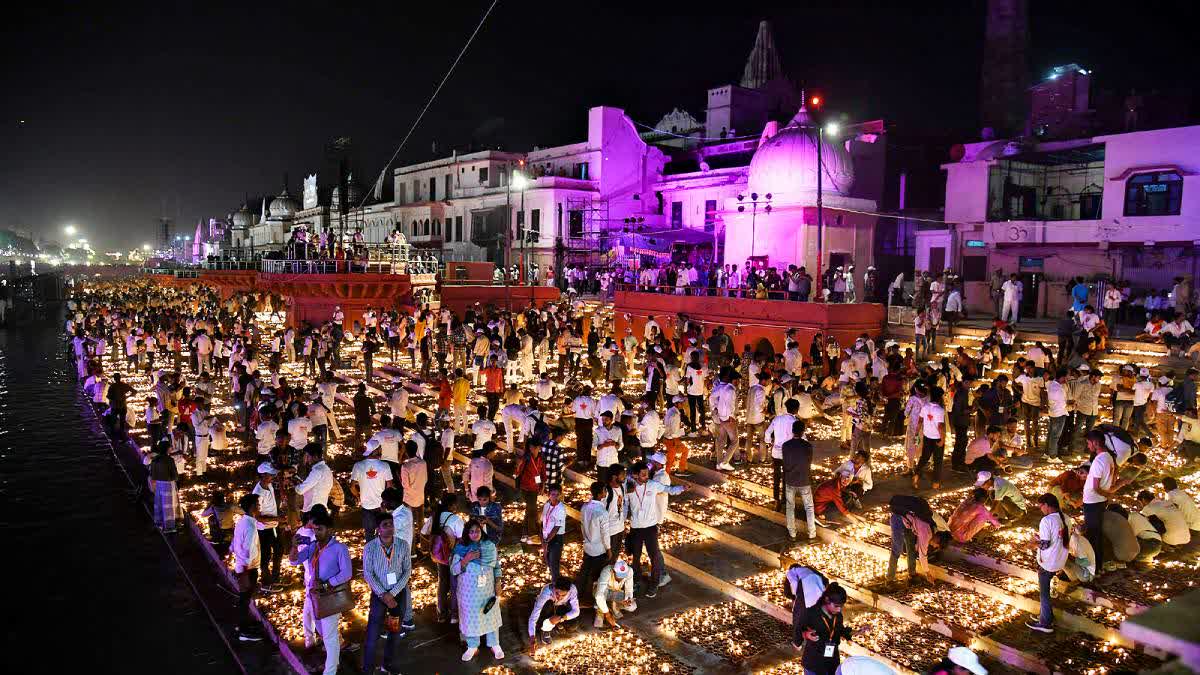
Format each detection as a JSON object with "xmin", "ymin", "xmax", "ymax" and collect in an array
[
  {"xmin": 420, "ymin": 429, "xmax": 445, "ymax": 471},
  {"xmin": 431, "ymin": 531, "xmax": 452, "ymax": 564},
  {"xmin": 1094, "ymin": 423, "xmax": 1134, "ymax": 454},
  {"xmin": 1165, "ymin": 384, "xmax": 1188, "ymax": 413}
]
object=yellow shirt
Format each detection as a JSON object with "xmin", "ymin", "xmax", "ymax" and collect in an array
[{"xmin": 452, "ymin": 377, "xmax": 472, "ymax": 406}]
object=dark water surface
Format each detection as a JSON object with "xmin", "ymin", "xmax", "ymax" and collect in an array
[{"xmin": 0, "ymin": 307, "xmax": 235, "ymax": 673}]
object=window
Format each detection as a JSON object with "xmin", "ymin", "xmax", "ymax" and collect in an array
[
  {"xmin": 568, "ymin": 210, "xmax": 584, "ymax": 238},
  {"xmin": 670, "ymin": 201, "xmax": 683, "ymax": 229},
  {"xmin": 1124, "ymin": 171, "xmax": 1182, "ymax": 216},
  {"xmin": 397, "ymin": 183, "xmax": 406, "ymax": 205},
  {"xmin": 410, "ymin": 220, "xmax": 418, "ymax": 236},
  {"xmin": 444, "ymin": 174, "xmax": 452, "ymax": 199},
  {"xmin": 573, "ymin": 162, "xmax": 589, "ymax": 180},
  {"xmin": 444, "ymin": 216, "xmax": 453, "ymax": 242},
  {"xmin": 429, "ymin": 177, "xmax": 437, "ymax": 201},
  {"xmin": 703, "ymin": 199, "xmax": 717, "ymax": 232},
  {"xmin": 516, "ymin": 210, "xmax": 525, "ymax": 240},
  {"xmin": 412, "ymin": 180, "xmax": 420, "ymax": 202},
  {"xmin": 455, "ymin": 216, "xmax": 463, "ymax": 242},
  {"xmin": 478, "ymin": 167, "xmax": 489, "ymax": 184},
  {"xmin": 423, "ymin": 219, "xmax": 430, "ymax": 236},
  {"xmin": 530, "ymin": 209, "xmax": 541, "ymax": 241},
  {"xmin": 962, "ymin": 255, "xmax": 988, "ymax": 282},
  {"xmin": 433, "ymin": 219, "xmax": 441, "ymax": 237},
  {"xmin": 1079, "ymin": 191, "xmax": 1102, "ymax": 219}
]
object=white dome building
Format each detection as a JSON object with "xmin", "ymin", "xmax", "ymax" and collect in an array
[
  {"xmin": 746, "ymin": 107, "xmax": 855, "ymax": 200},
  {"xmin": 721, "ymin": 105, "xmax": 877, "ymax": 274},
  {"xmin": 269, "ymin": 189, "xmax": 300, "ymax": 219}
]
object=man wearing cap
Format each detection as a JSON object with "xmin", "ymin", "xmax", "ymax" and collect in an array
[
  {"xmin": 712, "ymin": 367, "xmax": 741, "ymax": 471},
  {"xmin": 351, "ymin": 439, "xmax": 394, "ymax": 542},
  {"xmin": 571, "ymin": 386, "xmax": 597, "ymax": 467},
  {"xmin": 1131, "ymin": 368, "xmax": 1156, "ymax": 439},
  {"xmin": 1151, "ymin": 375, "xmax": 1178, "ymax": 452},
  {"xmin": 662, "ymin": 395, "xmax": 689, "ymax": 476},
  {"xmin": 593, "ymin": 560, "xmax": 636, "ymax": 629},
  {"xmin": 252, "ymin": 462, "xmax": 284, "ymax": 591}
]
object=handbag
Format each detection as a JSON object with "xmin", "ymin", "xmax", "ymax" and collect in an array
[{"xmin": 308, "ymin": 542, "xmax": 355, "ymax": 619}]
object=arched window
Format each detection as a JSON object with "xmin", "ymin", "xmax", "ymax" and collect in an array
[
  {"xmin": 433, "ymin": 219, "xmax": 441, "ymax": 236},
  {"xmin": 411, "ymin": 220, "xmax": 418, "ymax": 236},
  {"xmin": 1124, "ymin": 171, "xmax": 1182, "ymax": 216},
  {"xmin": 423, "ymin": 219, "xmax": 430, "ymax": 236}
]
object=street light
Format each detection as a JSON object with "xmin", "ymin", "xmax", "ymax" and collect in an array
[
  {"xmin": 64, "ymin": 224, "xmax": 77, "ymax": 237},
  {"xmin": 736, "ymin": 192, "xmax": 772, "ymax": 258}
]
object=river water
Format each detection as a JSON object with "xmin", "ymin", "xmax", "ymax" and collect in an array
[{"xmin": 0, "ymin": 306, "xmax": 234, "ymax": 672}]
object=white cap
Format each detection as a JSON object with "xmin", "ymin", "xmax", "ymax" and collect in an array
[
  {"xmin": 257, "ymin": 462, "xmax": 278, "ymax": 475},
  {"xmin": 1139, "ymin": 367, "xmax": 1150, "ymax": 378},
  {"xmin": 1078, "ymin": 364, "xmax": 1091, "ymax": 372},
  {"xmin": 649, "ymin": 452, "xmax": 667, "ymax": 466},
  {"xmin": 975, "ymin": 471, "xmax": 993, "ymax": 486},
  {"xmin": 1158, "ymin": 375, "xmax": 1170, "ymax": 384},
  {"xmin": 835, "ymin": 656, "xmax": 895, "ymax": 675},
  {"xmin": 947, "ymin": 647, "xmax": 988, "ymax": 675},
  {"xmin": 365, "ymin": 438, "xmax": 381, "ymax": 456},
  {"xmin": 613, "ymin": 560, "xmax": 631, "ymax": 578}
]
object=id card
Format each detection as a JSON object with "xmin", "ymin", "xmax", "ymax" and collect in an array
[
  {"xmin": 477, "ymin": 574, "xmax": 488, "ymax": 589},
  {"xmin": 998, "ymin": 406, "xmax": 1005, "ymax": 414},
  {"xmin": 824, "ymin": 645, "xmax": 836, "ymax": 658},
  {"xmin": 387, "ymin": 572, "xmax": 397, "ymax": 585},
  {"xmin": 534, "ymin": 475, "xmax": 541, "ymax": 485}
]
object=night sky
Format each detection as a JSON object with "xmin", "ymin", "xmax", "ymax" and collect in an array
[{"xmin": 3, "ymin": 1, "xmax": 1196, "ymax": 250}]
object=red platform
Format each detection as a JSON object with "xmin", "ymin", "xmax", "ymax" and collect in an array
[
  {"xmin": 613, "ymin": 290, "xmax": 885, "ymax": 356},
  {"xmin": 439, "ymin": 283, "xmax": 560, "ymax": 316}
]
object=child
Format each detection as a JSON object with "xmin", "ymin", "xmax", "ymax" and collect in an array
[{"xmin": 200, "ymin": 492, "xmax": 241, "ymax": 545}]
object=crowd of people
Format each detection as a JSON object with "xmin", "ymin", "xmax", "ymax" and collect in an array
[{"xmin": 63, "ymin": 269, "xmax": 1200, "ymax": 674}]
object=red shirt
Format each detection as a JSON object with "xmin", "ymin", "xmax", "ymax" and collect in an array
[
  {"xmin": 1049, "ymin": 470, "xmax": 1085, "ymax": 497},
  {"xmin": 812, "ymin": 479, "xmax": 850, "ymax": 517},
  {"xmin": 483, "ymin": 367, "xmax": 505, "ymax": 394},
  {"xmin": 437, "ymin": 378, "xmax": 452, "ymax": 410},
  {"xmin": 516, "ymin": 451, "xmax": 545, "ymax": 492}
]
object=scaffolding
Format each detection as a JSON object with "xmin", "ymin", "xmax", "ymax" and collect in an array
[
  {"xmin": 985, "ymin": 144, "xmax": 1106, "ymax": 222},
  {"xmin": 561, "ymin": 196, "xmax": 611, "ymax": 270}
]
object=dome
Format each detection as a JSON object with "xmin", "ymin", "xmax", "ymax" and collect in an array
[
  {"xmin": 269, "ymin": 189, "xmax": 299, "ymax": 219},
  {"xmin": 232, "ymin": 204, "xmax": 253, "ymax": 228},
  {"xmin": 747, "ymin": 108, "xmax": 855, "ymax": 199}
]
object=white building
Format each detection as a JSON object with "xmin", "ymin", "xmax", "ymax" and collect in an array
[{"xmin": 917, "ymin": 124, "xmax": 1200, "ymax": 316}]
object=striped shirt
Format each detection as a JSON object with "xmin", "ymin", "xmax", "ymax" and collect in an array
[{"xmin": 362, "ymin": 537, "xmax": 411, "ymax": 598}]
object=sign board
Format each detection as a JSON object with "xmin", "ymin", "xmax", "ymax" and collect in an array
[
  {"xmin": 965, "ymin": 239, "xmax": 986, "ymax": 248},
  {"xmin": 1019, "ymin": 256, "xmax": 1044, "ymax": 269}
]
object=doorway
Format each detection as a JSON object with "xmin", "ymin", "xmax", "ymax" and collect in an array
[
  {"xmin": 928, "ymin": 247, "xmax": 946, "ymax": 274},
  {"xmin": 1019, "ymin": 272, "xmax": 1042, "ymax": 318}
]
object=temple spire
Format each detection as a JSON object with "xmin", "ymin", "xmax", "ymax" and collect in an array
[{"xmin": 740, "ymin": 20, "xmax": 783, "ymax": 90}]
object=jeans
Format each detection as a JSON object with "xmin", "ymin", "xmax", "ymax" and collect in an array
[
  {"xmin": 625, "ymin": 525, "xmax": 663, "ymax": 590},
  {"xmin": 1130, "ymin": 404, "xmax": 1149, "ymax": 438},
  {"xmin": 1043, "ymin": 415, "xmax": 1067, "ymax": 458},
  {"xmin": 1083, "ymin": 501, "xmax": 1106, "ymax": 572},
  {"xmin": 786, "ymin": 485, "xmax": 815, "ymax": 538},
  {"xmin": 915, "ymin": 436, "xmax": 944, "ymax": 485},
  {"xmin": 887, "ymin": 514, "xmax": 917, "ymax": 579},
  {"xmin": 772, "ymin": 457, "xmax": 784, "ymax": 503},
  {"xmin": 1037, "ymin": 567, "xmax": 1055, "ymax": 628},
  {"xmin": 436, "ymin": 562, "xmax": 454, "ymax": 621},
  {"xmin": 545, "ymin": 534, "xmax": 564, "ymax": 582},
  {"xmin": 1113, "ymin": 401, "xmax": 1133, "ymax": 430},
  {"xmin": 237, "ymin": 568, "xmax": 258, "ymax": 630},
  {"xmin": 363, "ymin": 508, "xmax": 383, "ymax": 542},
  {"xmin": 363, "ymin": 593, "xmax": 403, "ymax": 673},
  {"xmin": 1073, "ymin": 413, "xmax": 1097, "ymax": 449},
  {"xmin": 1021, "ymin": 402, "xmax": 1041, "ymax": 450},
  {"xmin": 576, "ymin": 552, "xmax": 608, "ymax": 601},
  {"xmin": 715, "ymin": 418, "xmax": 739, "ymax": 464},
  {"xmin": 465, "ymin": 630, "xmax": 498, "ymax": 649},
  {"xmin": 259, "ymin": 527, "xmax": 282, "ymax": 585},
  {"xmin": 687, "ymin": 395, "xmax": 706, "ymax": 431}
]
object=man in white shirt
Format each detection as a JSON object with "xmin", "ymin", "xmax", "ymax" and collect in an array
[
  {"xmin": 745, "ymin": 372, "xmax": 769, "ymax": 463},
  {"xmin": 637, "ymin": 403, "xmax": 663, "ymax": 455},
  {"xmin": 764, "ymin": 399, "xmax": 801, "ymax": 504},
  {"xmin": 913, "ymin": 388, "xmax": 946, "ymax": 490},
  {"xmin": 1082, "ymin": 429, "xmax": 1124, "ymax": 573},
  {"xmin": 1137, "ymin": 490, "xmax": 1191, "ymax": 546},
  {"xmin": 576, "ymin": 481, "xmax": 611, "ymax": 599},
  {"xmin": 1001, "ymin": 274, "xmax": 1022, "ymax": 324},
  {"xmin": 643, "ymin": 316, "xmax": 661, "ymax": 342},
  {"xmin": 1163, "ymin": 477, "xmax": 1200, "ymax": 533},
  {"xmin": 351, "ymin": 439, "xmax": 394, "ymax": 541},
  {"xmin": 1131, "ymin": 369, "xmax": 1156, "ymax": 439},
  {"xmin": 252, "ymin": 463, "xmax": 284, "ymax": 590},
  {"xmin": 594, "ymin": 411, "xmax": 624, "ymax": 470},
  {"xmin": 541, "ymin": 485, "xmax": 568, "ymax": 581},
  {"xmin": 712, "ymin": 369, "xmax": 741, "ymax": 471},
  {"xmin": 1043, "ymin": 369, "xmax": 1070, "ymax": 459},
  {"xmin": 231, "ymin": 493, "xmax": 266, "ymax": 642},
  {"xmin": 571, "ymin": 387, "xmax": 597, "ymax": 466},
  {"xmin": 1015, "ymin": 363, "xmax": 1044, "ymax": 452},
  {"xmin": 371, "ymin": 420, "xmax": 404, "ymax": 466},
  {"xmin": 388, "ymin": 379, "xmax": 409, "ymax": 421},
  {"xmin": 296, "ymin": 445, "xmax": 335, "ymax": 511},
  {"xmin": 287, "ymin": 405, "xmax": 314, "ymax": 451},
  {"xmin": 624, "ymin": 460, "xmax": 686, "ymax": 598},
  {"xmin": 470, "ymin": 404, "xmax": 497, "ymax": 451}
]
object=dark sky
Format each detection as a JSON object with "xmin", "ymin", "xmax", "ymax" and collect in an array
[{"xmin": 3, "ymin": 1, "xmax": 1196, "ymax": 250}]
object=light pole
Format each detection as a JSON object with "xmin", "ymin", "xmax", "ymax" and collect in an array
[
  {"xmin": 736, "ymin": 193, "xmax": 772, "ymax": 258},
  {"xmin": 512, "ymin": 171, "xmax": 528, "ymax": 283},
  {"xmin": 814, "ymin": 121, "xmax": 840, "ymax": 299}
]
